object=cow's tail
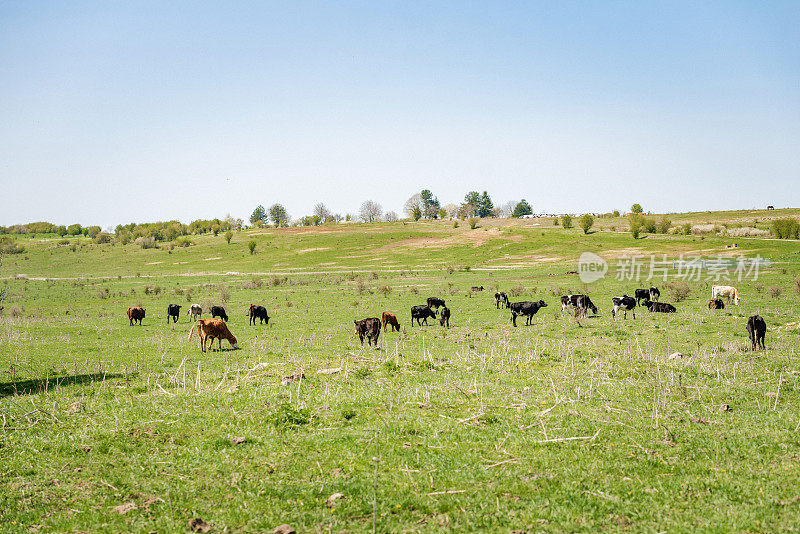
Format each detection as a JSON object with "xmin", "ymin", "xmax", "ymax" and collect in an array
[{"xmin": 188, "ymin": 321, "xmax": 198, "ymax": 340}]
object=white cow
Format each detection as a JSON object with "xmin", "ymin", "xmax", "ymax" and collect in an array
[
  {"xmin": 188, "ymin": 303, "xmax": 203, "ymax": 320},
  {"xmin": 712, "ymin": 285, "xmax": 740, "ymax": 305}
]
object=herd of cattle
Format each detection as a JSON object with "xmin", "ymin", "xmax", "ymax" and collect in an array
[{"xmin": 125, "ymin": 283, "xmax": 766, "ymax": 353}]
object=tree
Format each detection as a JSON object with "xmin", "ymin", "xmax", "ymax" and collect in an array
[
  {"xmin": 250, "ymin": 205, "xmax": 268, "ymax": 226},
  {"xmin": 359, "ymin": 200, "xmax": 383, "ymax": 222},
  {"xmin": 404, "ymin": 194, "xmax": 422, "ymax": 218},
  {"xmin": 269, "ymin": 204, "xmax": 290, "ymax": 227},
  {"xmin": 629, "ymin": 213, "xmax": 644, "ymax": 239},
  {"xmin": 631, "ymin": 203, "xmax": 643, "ymax": 214},
  {"xmin": 411, "ymin": 206, "xmax": 422, "ymax": 221},
  {"xmin": 497, "ymin": 200, "xmax": 517, "ymax": 218},
  {"xmin": 248, "ymin": 240, "xmax": 257, "ymax": 254},
  {"xmin": 512, "ymin": 199, "xmax": 533, "ymax": 218},
  {"xmin": 476, "ymin": 191, "xmax": 494, "ymax": 218},
  {"xmin": 579, "ymin": 214, "xmax": 594, "ymax": 234},
  {"xmin": 420, "ymin": 189, "xmax": 440, "ymax": 219},
  {"xmin": 224, "ymin": 230, "xmax": 233, "ymax": 244},
  {"xmin": 463, "ymin": 191, "xmax": 480, "ymax": 216},
  {"xmin": 384, "ymin": 211, "xmax": 399, "ymax": 222},
  {"xmin": 561, "ymin": 215, "xmax": 573, "ymax": 229},
  {"xmin": 313, "ymin": 203, "xmax": 332, "ymax": 223},
  {"xmin": 442, "ymin": 203, "xmax": 459, "ymax": 219},
  {"xmin": 437, "ymin": 207, "xmax": 448, "ymax": 220}
]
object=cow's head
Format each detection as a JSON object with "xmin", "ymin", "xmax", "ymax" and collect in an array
[{"xmin": 538, "ymin": 300, "xmax": 548, "ymax": 307}]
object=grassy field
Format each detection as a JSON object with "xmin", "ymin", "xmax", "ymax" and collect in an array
[{"xmin": 2, "ymin": 211, "xmax": 800, "ymax": 533}]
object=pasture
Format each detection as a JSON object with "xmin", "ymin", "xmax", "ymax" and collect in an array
[{"xmin": 2, "ymin": 213, "xmax": 800, "ymax": 532}]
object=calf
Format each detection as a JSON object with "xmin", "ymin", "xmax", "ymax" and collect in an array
[
  {"xmin": 708, "ymin": 298, "xmax": 725, "ymax": 310},
  {"xmin": 494, "ymin": 292, "xmax": 509, "ymax": 309},
  {"xmin": 510, "ymin": 300, "xmax": 548, "ymax": 327},
  {"xmin": 426, "ymin": 297, "xmax": 446, "ymax": 310},
  {"xmin": 381, "ymin": 312, "xmax": 400, "ymax": 332},
  {"xmin": 439, "ymin": 306, "xmax": 451, "ymax": 327},
  {"xmin": 211, "ymin": 306, "xmax": 229, "ymax": 322},
  {"xmin": 561, "ymin": 295, "xmax": 597, "ymax": 316},
  {"xmin": 354, "ymin": 317, "xmax": 381, "ymax": 346},
  {"xmin": 611, "ymin": 295, "xmax": 636, "ymax": 319},
  {"xmin": 411, "ymin": 305, "xmax": 437, "ymax": 326},
  {"xmin": 643, "ymin": 300, "xmax": 676, "ymax": 313},
  {"xmin": 127, "ymin": 306, "xmax": 145, "ymax": 326},
  {"xmin": 248, "ymin": 304, "xmax": 270, "ymax": 325},
  {"xmin": 746, "ymin": 315, "xmax": 766, "ymax": 350},
  {"xmin": 166, "ymin": 304, "xmax": 181, "ymax": 323},
  {"xmin": 712, "ymin": 285, "xmax": 740, "ymax": 305},
  {"xmin": 188, "ymin": 304, "xmax": 202, "ymax": 320},
  {"xmin": 188, "ymin": 318, "xmax": 239, "ymax": 352}
]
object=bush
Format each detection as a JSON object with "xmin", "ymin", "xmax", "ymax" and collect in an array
[
  {"xmin": 656, "ymin": 217, "xmax": 672, "ymax": 234},
  {"xmin": 218, "ymin": 285, "xmax": 231, "ymax": 303},
  {"xmin": 242, "ymin": 276, "xmax": 263, "ymax": 290},
  {"xmin": 579, "ymin": 214, "xmax": 594, "ymax": 234},
  {"xmin": 377, "ymin": 285, "xmax": 392, "ymax": 297},
  {"xmin": 643, "ymin": 218, "xmax": 657, "ymax": 234},
  {"xmin": 453, "ymin": 221, "xmax": 459, "ymax": 228},
  {"xmin": 468, "ymin": 217, "xmax": 479, "ymax": 229},
  {"xmin": 0, "ymin": 237, "xmax": 25, "ymax": 254},
  {"xmin": 664, "ymin": 280, "xmax": 691, "ymax": 302},
  {"xmin": 175, "ymin": 237, "xmax": 192, "ymax": 247},
  {"xmin": 224, "ymin": 230, "xmax": 233, "ymax": 244},
  {"xmin": 93, "ymin": 233, "xmax": 112, "ymax": 244},
  {"xmin": 509, "ymin": 283, "xmax": 525, "ymax": 297},
  {"xmin": 270, "ymin": 404, "xmax": 310, "ymax": 428},
  {"xmin": 769, "ymin": 286, "xmax": 783, "ymax": 299},
  {"xmin": 553, "ymin": 218, "xmax": 559, "ymax": 226},
  {"xmin": 561, "ymin": 215, "xmax": 573, "ymax": 229},
  {"xmin": 248, "ymin": 241, "xmax": 256, "ymax": 255},
  {"xmin": 629, "ymin": 215, "xmax": 643, "ymax": 239},
  {"xmin": 772, "ymin": 218, "xmax": 800, "ymax": 239},
  {"xmin": 134, "ymin": 237, "xmax": 158, "ymax": 249}
]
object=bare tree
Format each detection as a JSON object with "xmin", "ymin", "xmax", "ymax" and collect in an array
[
  {"xmin": 442, "ymin": 203, "xmax": 459, "ymax": 219},
  {"xmin": 313, "ymin": 203, "xmax": 332, "ymax": 222},
  {"xmin": 496, "ymin": 201, "xmax": 517, "ymax": 219},
  {"xmin": 384, "ymin": 211, "xmax": 399, "ymax": 222},
  {"xmin": 403, "ymin": 194, "xmax": 422, "ymax": 218},
  {"xmin": 359, "ymin": 200, "xmax": 383, "ymax": 222}
]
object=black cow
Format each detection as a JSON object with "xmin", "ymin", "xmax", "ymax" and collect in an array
[
  {"xmin": 471, "ymin": 286, "xmax": 484, "ymax": 292},
  {"xmin": 746, "ymin": 315, "xmax": 766, "ymax": 350},
  {"xmin": 211, "ymin": 306, "xmax": 229, "ymax": 322},
  {"xmin": 611, "ymin": 295, "xmax": 636, "ymax": 319},
  {"xmin": 166, "ymin": 304, "xmax": 181, "ymax": 323},
  {"xmin": 644, "ymin": 300, "xmax": 676, "ymax": 313},
  {"xmin": 708, "ymin": 298, "xmax": 725, "ymax": 310},
  {"xmin": 494, "ymin": 292, "xmax": 510, "ymax": 309},
  {"xmin": 248, "ymin": 304, "xmax": 270, "ymax": 325},
  {"xmin": 510, "ymin": 300, "xmax": 548, "ymax": 327},
  {"xmin": 411, "ymin": 305, "xmax": 437, "ymax": 326},
  {"xmin": 561, "ymin": 295, "xmax": 598, "ymax": 316},
  {"xmin": 634, "ymin": 287, "xmax": 660, "ymax": 304},
  {"xmin": 439, "ymin": 306, "xmax": 451, "ymax": 327},
  {"xmin": 427, "ymin": 297, "xmax": 446, "ymax": 309},
  {"xmin": 354, "ymin": 317, "xmax": 381, "ymax": 346}
]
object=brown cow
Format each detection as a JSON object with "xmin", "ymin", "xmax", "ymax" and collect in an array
[
  {"xmin": 127, "ymin": 307, "xmax": 145, "ymax": 326},
  {"xmin": 188, "ymin": 318, "xmax": 239, "ymax": 352},
  {"xmin": 708, "ymin": 298, "xmax": 725, "ymax": 310},
  {"xmin": 381, "ymin": 312, "xmax": 400, "ymax": 332}
]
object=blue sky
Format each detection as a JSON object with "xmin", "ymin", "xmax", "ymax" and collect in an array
[{"xmin": 1, "ymin": 1, "xmax": 798, "ymax": 227}]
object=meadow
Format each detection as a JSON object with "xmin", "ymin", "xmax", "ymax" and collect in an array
[{"xmin": 2, "ymin": 211, "xmax": 800, "ymax": 533}]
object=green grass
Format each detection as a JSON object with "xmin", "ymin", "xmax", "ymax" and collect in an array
[{"xmin": 2, "ymin": 212, "xmax": 800, "ymax": 532}]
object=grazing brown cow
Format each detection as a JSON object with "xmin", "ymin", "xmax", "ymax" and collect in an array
[
  {"xmin": 708, "ymin": 298, "xmax": 725, "ymax": 310},
  {"xmin": 127, "ymin": 307, "xmax": 145, "ymax": 326},
  {"xmin": 188, "ymin": 318, "xmax": 239, "ymax": 352},
  {"xmin": 381, "ymin": 312, "xmax": 400, "ymax": 332}
]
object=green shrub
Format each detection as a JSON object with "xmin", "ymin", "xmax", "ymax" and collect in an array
[
  {"xmin": 772, "ymin": 218, "xmax": 800, "ymax": 239},
  {"xmin": 579, "ymin": 214, "xmax": 594, "ymax": 234},
  {"xmin": 0, "ymin": 237, "xmax": 25, "ymax": 254},
  {"xmin": 561, "ymin": 215, "xmax": 573, "ymax": 229},
  {"xmin": 468, "ymin": 217, "xmax": 479, "ymax": 229},
  {"xmin": 270, "ymin": 404, "xmax": 311, "ymax": 428},
  {"xmin": 656, "ymin": 217, "xmax": 672, "ymax": 234},
  {"xmin": 248, "ymin": 240, "xmax": 256, "ymax": 254}
]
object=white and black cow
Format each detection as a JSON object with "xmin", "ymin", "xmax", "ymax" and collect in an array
[
  {"xmin": 561, "ymin": 295, "xmax": 598, "ymax": 316},
  {"xmin": 510, "ymin": 300, "xmax": 548, "ymax": 327},
  {"xmin": 166, "ymin": 304, "xmax": 181, "ymax": 323},
  {"xmin": 188, "ymin": 304, "xmax": 202, "ymax": 321},
  {"xmin": 411, "ymin": 305, "xmax": 437, "ymax": 326},
  {"xmin": 494, "ymin": 292, "xmax": 510, "ymax": 309},
  {"xmin": 611, "ymin": 295, "xmax": 636, "ymax": 319},
  {"xmin": 634, "ymin": 287, "xmax": 660, "ymax": 304}
]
